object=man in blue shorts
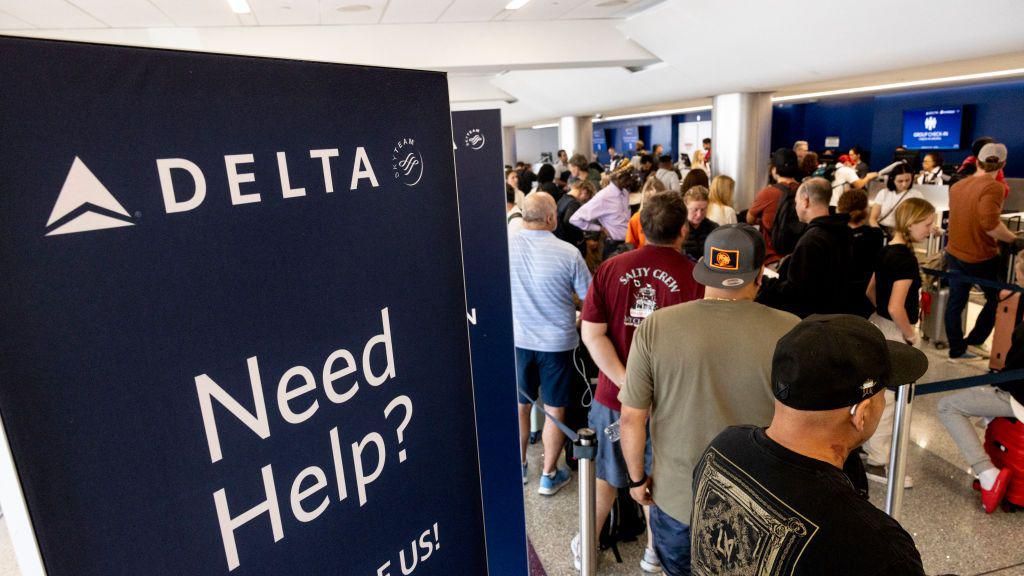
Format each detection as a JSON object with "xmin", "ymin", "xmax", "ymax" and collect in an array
[{"xmin": 509, "ymin": 192, "xmax": 592, "ymax": 495}]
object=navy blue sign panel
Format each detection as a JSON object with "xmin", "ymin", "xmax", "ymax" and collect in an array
[
  {"xmin": 622, "ymin": 126, "xmax": 639, "ymax": 151},
  {"xmin": 0, "ymin": 36, "xmax": 487, "ymax": 576},
  {"xmin": 452, "ymin": 109, "xmax": 528, "ymax": 576},
  {"xmin": 902, "ymin": 107, "xmax": 963, "ymax": 150}
]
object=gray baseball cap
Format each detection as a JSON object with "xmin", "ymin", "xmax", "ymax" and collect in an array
[
  {"xmin": 692, "ymin": 224, "xmax": 765, "ymax": 288},
  {"xmin": 979, "ymin": 143, "xmax": 1008, "ymax": 163}
]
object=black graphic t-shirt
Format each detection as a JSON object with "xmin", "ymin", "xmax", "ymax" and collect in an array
[{"xmin": 691, "ymin": 426, "xmax": 925, "ymax": 576}]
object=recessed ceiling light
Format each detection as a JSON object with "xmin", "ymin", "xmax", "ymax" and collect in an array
[
  {"xmin": 595, "ymin": 0, "xmax": 629, "ymax": 7},
  {"xmin": 337, "ymin": 3, "xmax": 373, "ymax": 12},
  {"xmin": 505, "ymin": 0, "xmax": 532, "ymax": 10},
  {"xmin": 227, "ymin": 0, "xmax": 251, "ymax": 14},
  {"xmin": 772, "ymin": 67, "xmax": 1024, "ymax": 102}
]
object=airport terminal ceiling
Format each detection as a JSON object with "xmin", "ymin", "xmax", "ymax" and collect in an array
[{"xmin": 2, "ymin": 0, "xmax": 1023, "ymax": 126}]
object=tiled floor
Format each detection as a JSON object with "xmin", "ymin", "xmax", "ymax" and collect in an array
[{"xmin": 522, "ymin": 303, "xmax": 1024, "ymax": 576}]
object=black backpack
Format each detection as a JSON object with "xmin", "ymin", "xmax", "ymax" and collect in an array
[
  {"xmin": 599, "ymin": 488, "xmax": 647, "ymax": 563},
  {"xmin": 770, "ymin": 183, "xmax": 806, "ymax": 257}
]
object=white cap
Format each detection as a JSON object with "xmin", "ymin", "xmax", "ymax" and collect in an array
[{"xmin": 978, "ymin": 142, "xmax": 1008, "ymax": 163}]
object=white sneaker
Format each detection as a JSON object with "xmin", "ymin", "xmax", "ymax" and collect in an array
[
  {"xmin": 967, "ymin": 344, "xmax": 991, "ymax": 358},
  {"xmin": 570, "ymin": 533, "xmax": 601, "ymax": 572},
  {"xmin": 570, "ymin": 533, "xmax": 581, "ymax": 571},
  {"xmin": 640, "ymin": 547, "xmax": 663, "ymax": 573}
]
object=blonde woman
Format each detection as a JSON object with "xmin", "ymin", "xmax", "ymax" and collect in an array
[
  {"xmin": 625, "ymin": 176, "xmax": 667, "ymax": 248},
  {"xmin": 707, "ymin": 175, "xmax": 738, "ymax": 225},
  {"xmin": 863, "ymin": 198, "xmax": 936, "ymax": 488},
  {"xmin": 691, "ymin": 148, "xmax": 710, "ymax": 177}
]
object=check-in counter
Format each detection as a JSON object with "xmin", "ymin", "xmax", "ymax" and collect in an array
[{"xmin": 868, "ymin": 177, "xmax": 1024, "ymax": 215}]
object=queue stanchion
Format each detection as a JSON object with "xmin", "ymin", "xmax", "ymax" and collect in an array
[
  {"xmin": 574, "ymin": 428, "xmax": 598, "ymax": 576},
  {"xmin": 885, "ymin": 382, "xmax": 916, "ymax": 521}
]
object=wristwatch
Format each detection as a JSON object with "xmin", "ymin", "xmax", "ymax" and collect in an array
[{"xmin": 628, "ymin": 473, "xmax": 647, "ymax": 488}]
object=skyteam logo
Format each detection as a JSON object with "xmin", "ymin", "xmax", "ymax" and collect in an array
[
  {"xmin": 464, "ymin": 129, "xmax": 485, "ymax": 151},
  {"xmin": 924, "ymin": 115, "xmax": 938, "ymax": 131},
  {"xmin": 45, "ymin": 157, "xmax": 134, "ymax": 237},
  {"xmin": 391, "ymin": 138, "xmax": 424, "ymax": 187}
]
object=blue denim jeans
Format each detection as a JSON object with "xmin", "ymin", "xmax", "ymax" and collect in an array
[
  {"xmin": 650, "ymin": 505, "xmax": 691, "ymax": 576},
  {"xmin": 944, "ymin": 253, "xmax": 1001, "ymax": 357}
]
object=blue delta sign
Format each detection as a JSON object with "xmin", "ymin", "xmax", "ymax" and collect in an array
[{"xmin": 0, "ymin": 36, "xmax": 492, "ymax": 576}]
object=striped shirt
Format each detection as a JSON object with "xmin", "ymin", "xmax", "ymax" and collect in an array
[{"xmin": 509, "ymin": 229, "xmax": 592, "ymax": 352}]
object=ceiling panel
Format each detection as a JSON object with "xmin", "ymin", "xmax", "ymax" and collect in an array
[
  {"xmin": 0, "ymin": 0, "xmax": 105, "ymax": 28},
  {"xmin": 504, "ymin": 0, "xmax": 589, "ymax": 21},
  {"xmin": 251, "ymin": 0, "xmax": 319, "ymax": 25},
  {"xmin": 320, "ymin": 0, "xmax": 387, "ymax": 25},
  {"xmin": 148, "ymin": 0, "xmax": 240, "ymax": 27},
  {"xmin": 380, "ymin": 0, "xmax": 453, "ymax": 24},
  {"xmin": 437, "ymin": 0, "xmax": 507, "ymax": 22},
  {"xmin": 69, "ymin": 0, "xmax": 173, "ymax": 28},
  {"xmin": 565, "ymin": 0, "xmax": 663, "ymax": 19},
  {"xmin": 0, "ymin": 10, "xmax": 34, "ymax": 29}
]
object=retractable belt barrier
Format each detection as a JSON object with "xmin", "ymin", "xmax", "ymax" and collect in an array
[
  {"xmin": 921, "ymin": 267, "xmax": 1024, "ymax": 294},
  {"xmin": 916, "ymin": 368, "xmax": 1024, "ymax": 396},
  {"xmin": 517, "ymin": 388, "xmax": 580, "ymax": 443}
]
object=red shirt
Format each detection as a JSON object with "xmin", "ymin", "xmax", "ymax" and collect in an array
[
  {"xmin": 748, "ymin": 181, "xmax": 798, "ymax": 264},
  {"xmin": 581, "ymin": 245, "xmax": 704, "ymax": 410}
]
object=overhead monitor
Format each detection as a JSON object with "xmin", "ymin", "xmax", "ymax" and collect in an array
[{"xmin": 902, "ymin": 107, "xmax": 963, "ymax": 150}]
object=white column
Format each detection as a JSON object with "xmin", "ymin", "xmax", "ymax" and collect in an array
[
  {"xmin": 711, "ymin": 93, "xmax": 773, "ymax": 210},
  {"xmin": 558, "ymin": 116, "xmax": 594, "ymax": 159},
  {"xmin": 501, "ymin": 126, "xmax": 517, "ymax": 167}
]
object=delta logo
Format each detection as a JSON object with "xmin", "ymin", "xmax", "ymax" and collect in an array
[
  {"xmin": 45, "ymin": 142, "xmax": 422, "ymax": 237},
  {"xmin": 45, "ymin": 157, "xmax": 135, "ymax": 236}
]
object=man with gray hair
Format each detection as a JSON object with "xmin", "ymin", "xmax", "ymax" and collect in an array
[
  {"xmin": 757, "ymin": 177, "xmax": 856, "ymax": 318},
  {"xmin": 793, "ymin": 140, "xmax": 809, "ymax": 163},
  {"xmin": 509, "ymin": 192, "xmax": 592, "ymax": 495}
]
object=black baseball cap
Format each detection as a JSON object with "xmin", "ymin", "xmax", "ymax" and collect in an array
[
  {"xmin": 772, "ymin": 315, "xmax": 929, "ymax": 411},
  {"xmin": 693, "ymin": 224, "xmax": 765, "ymax": 288}
]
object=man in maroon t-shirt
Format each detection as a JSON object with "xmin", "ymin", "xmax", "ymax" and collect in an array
[
  {"xmin": 747, "ymin": 148, "xmax": 801, "ymax": 266},
  {"xmin": 573, "ymin": 191, "xmax": 704, "ymax": 572}
]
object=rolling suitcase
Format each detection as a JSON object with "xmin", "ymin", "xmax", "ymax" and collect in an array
[
  {"xmin": 990, "ymin": 293, "xmax": 1022, "ymax": 371},
  {"xmin": 920, "ymin": 281, "xmax": 961, "ymax": 350},
  {"xmin": 984, "ymin": 417, "xmax": 1024, "ymax": 509}
]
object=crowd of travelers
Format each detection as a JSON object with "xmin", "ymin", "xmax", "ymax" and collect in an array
[{"xmin": 505, "ymin": 136, "xmax": 1021, "ymax": 575}]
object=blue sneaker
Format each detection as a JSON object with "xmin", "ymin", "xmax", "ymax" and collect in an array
[
  {"xmin": 538, "ymin": 468, "xmax": 571, "ymax": 496},
  {"xmin": 522, "ymin": 462, "xmax": 528, "ymax": 485}
]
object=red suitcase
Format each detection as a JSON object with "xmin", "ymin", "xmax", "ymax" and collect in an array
[{"xmin": 984, "ymin": 417, "xmax": 1024, "ymax": 509}]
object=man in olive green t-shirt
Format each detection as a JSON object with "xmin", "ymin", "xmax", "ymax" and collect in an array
[
  {"xmin": 620, "ymin": 225, "xmax": 799, "ymax": 576},
  {"xmin": 945, "ymin": 142, "xmax": 1020, "ymax": 359}
]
